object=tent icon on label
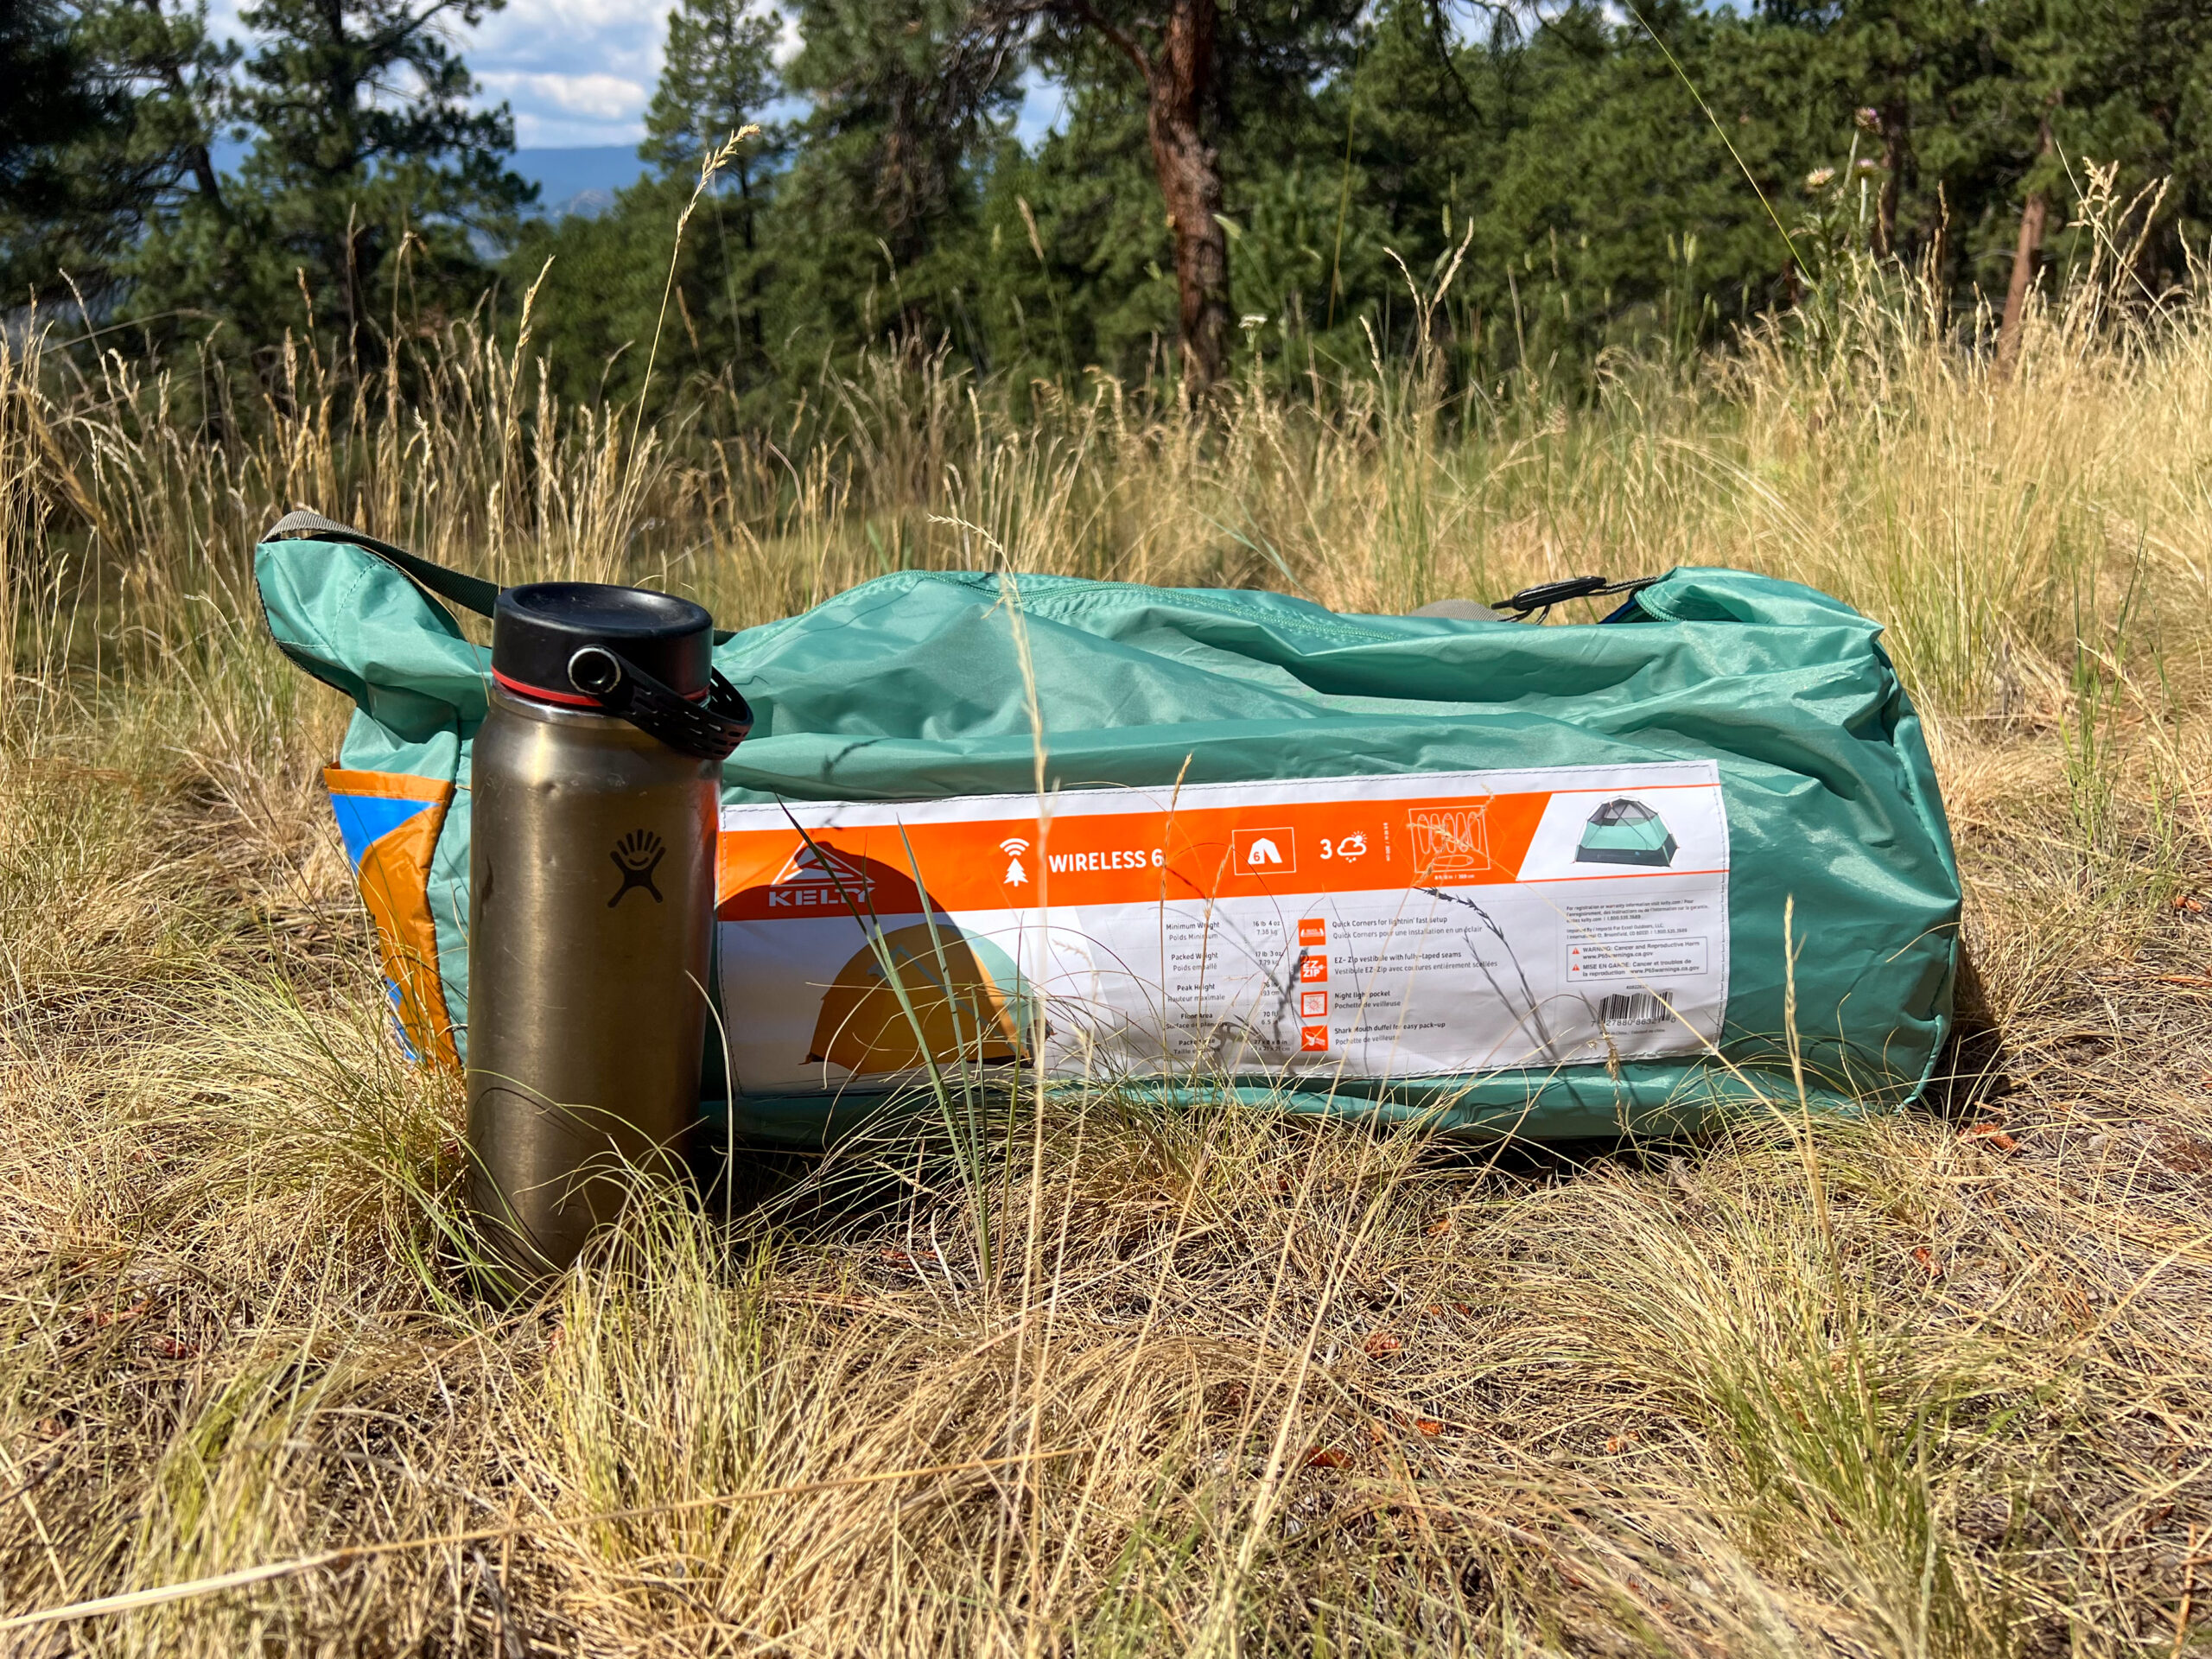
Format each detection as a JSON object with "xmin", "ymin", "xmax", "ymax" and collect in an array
[
  {"xmin": 1574, "ymin": 798, "xmax": 1678, "ymax": 868},
  {"xmin": 1232, "ymin": 827, "xmax": 1295, "ymax": 874}
]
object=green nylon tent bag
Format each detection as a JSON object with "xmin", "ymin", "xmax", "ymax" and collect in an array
[{"xmin": 256, "ymin": 522, "xmax": 1960, "ymax": 1144}]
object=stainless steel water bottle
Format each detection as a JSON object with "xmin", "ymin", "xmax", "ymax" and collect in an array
[{"xmin": 467, "ymin": 582, "xmax": 750, "ymax": 1282}]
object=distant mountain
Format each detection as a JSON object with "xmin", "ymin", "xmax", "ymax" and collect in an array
[
  {"xmin": 205, "ymin": 141, "xmax": 643, "ymax": 220},
  {"xmin": 512, "ymin": 148, "xmax": 645, "ymax": 219}
]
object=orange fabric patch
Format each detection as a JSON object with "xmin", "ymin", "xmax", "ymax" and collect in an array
[{"xmin": 325, "ymin": 766, "xmax": 459, "ymax": 1068}]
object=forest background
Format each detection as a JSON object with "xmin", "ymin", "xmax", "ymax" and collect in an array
[{"xmin": 8, "ymin": 0, "xmax": 2212, "ymax": 410}]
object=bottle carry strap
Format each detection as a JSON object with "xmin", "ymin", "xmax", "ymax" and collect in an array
[
  {"xmin": 563, "ymin": 644, "xmax": 753, "ymax": 762},
  {"xmin": 263, "ymin": 510, "xmax": 751, "ymax": 760}
]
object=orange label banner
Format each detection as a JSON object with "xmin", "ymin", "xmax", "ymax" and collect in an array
[{"xmin": 716, "ymin": 786, "xmax": 1564, "ymax": 919}]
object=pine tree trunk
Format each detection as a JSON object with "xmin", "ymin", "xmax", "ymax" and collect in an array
[
  {"xmin": 137, "ymin": 0, "xmax": 230, "ymax": 219},
  {"xmin": 1997, "ymin": 122, "xmax": 2053, "ymax": 380},
  {"xmin": 738, "ymin": 158, "xmax": 765, "ymax": 367},
  {"xmin": 1144, "ymin": 0, "xmax": 1231, "ymax": 399},
  {"xmin": 1875, "ymin": 104, "xmax": 1906, "ymax": 258}
]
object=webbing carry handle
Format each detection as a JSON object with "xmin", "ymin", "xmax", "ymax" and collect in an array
[{"xmin": 258, "ymin": 511, "xmax": 738, "ymax": 645}]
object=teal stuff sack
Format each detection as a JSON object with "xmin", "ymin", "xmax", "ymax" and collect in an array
[{"xmin": 256, "ymin": 517, "xmax": 1961, "ymax": 1145}]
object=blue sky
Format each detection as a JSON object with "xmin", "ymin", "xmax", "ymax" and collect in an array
[{"xmin": 207, "ymin": 0, "xmax": 1071, "ymax": 152}]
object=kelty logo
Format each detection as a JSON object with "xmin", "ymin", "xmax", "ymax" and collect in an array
[{"xmin": 764, "ymin": 840, "xmax": 874, "ymax": 909}]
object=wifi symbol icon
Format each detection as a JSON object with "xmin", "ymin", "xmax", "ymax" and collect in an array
[{"xmin": 998, "ymin": 836, "xmax": 1030, "ymax": 888}]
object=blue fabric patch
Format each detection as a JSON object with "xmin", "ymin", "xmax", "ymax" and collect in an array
[
  {"xmin": 330, "ymin": 791, "xmax": 434, "ymax": 868},
  {"xmin": 384, "ymin": 979, "xmax": 419, "ymax": 1060}
]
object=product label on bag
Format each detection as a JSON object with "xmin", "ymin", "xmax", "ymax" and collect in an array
[{"xmin": 713, "ymin": 763, "xmax": 1729, "ymax": 1096}]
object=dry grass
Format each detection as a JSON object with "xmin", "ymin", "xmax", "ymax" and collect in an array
[{"xmin": 3, "ymin": 235, "xmax": 2211, "ymax": 1655}]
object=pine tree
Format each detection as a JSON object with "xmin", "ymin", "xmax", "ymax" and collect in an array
[
  {"xmin": 2, "ymin": 0, "xmax": 120, "ymax": 295},
  {"xmin": 645, "ymin": 0, "xmax": 786, "ymax": 378},
  {"xmin": 1971, "ymin": 0, "xmax": 2200, "ymax": 370},
  {"xmin": 1, "ymin": 0, "xmax": 112, "ymax": 228},
  {"xmin": 1, "ymin": 0, "xmax": 235, "ymax": 302},
  {"xmin": 787, "ymin": 0, "xmax": 1364, "ymax": 396},
  {"xmin": 1724, "ymin": 0, "xmax": 2212, "ymax": 346},
  {"xmin": 1030, "ymin": 0, "xmax": 1367, "ymax": 396},
  {"xmin": 643, "ymin": 0, "xmax": 785, "ymax": 177},
  {"xmin": 134, "ymin": 0, "xmax": 532, "ymax": 360},
  {"xmin": 764, "ymin": 0, "xmax": 1008, "ymax": 376}
]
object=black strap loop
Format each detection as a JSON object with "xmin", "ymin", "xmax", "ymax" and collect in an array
[
  {"xmin": 565, "ymin": 645, "xmax": 753, "ymax": 762},
  {"xmin": 1490, "ymin": 574, "xmax": 1660, "ymax": 620}
]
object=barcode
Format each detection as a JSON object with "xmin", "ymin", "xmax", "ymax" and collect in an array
[{"xmin": 1597, "ymin": 989, "xmax": 1673, "ymax": 1027}]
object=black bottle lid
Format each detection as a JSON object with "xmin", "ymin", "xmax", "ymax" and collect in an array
[{"xmin": 492, "ymin": 582, "xmax": 713, "ymax": 707}]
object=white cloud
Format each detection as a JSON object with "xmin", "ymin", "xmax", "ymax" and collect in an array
[
  {"xmin": 473, "ymin": 0, "xmax": 672, "ymax": 82},
  {"xmin": 772, "ymin": 8, "xmax": 801, "ymax": 64},
  {"xmin": 512, "ymin": 115, "xmax": 644, "ymax": 148},
  {"xmin": 478, "ymin": 70, "xmax": 646, "ymax": 121},
  {"xmin": 470, "ymin": 0, "xmax": 671, "ymax": 143},
  {"xmin": 498, "ymin": 0, "xmax": 670, "ymax": 31}
]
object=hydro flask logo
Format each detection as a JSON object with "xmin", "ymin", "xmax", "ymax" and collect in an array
[{"xmin": 608, "ymin": 830, "xmax": 666, "ymax": 906}]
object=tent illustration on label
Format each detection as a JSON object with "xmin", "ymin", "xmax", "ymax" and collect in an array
[
  {"xmin": 1573, "ymin": 798, "xmax": 1679, "ymax": 867},
  {"xmin": 807, "ymin": 924, "xmax": 1033, "ymax": 1075}
]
